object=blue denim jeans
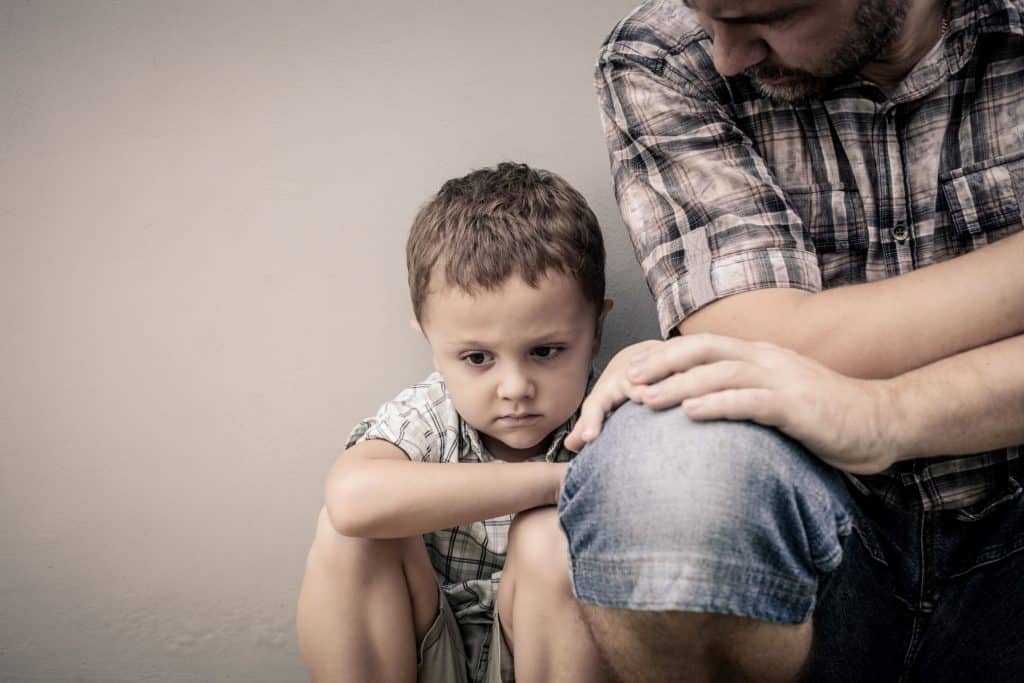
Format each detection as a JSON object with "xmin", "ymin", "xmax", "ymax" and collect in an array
[{"xmin": 557, "ymin": 402, "xmax": 1024, "ymax": 682}]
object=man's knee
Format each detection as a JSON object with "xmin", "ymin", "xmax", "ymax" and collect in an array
[
  {"xmin": 557, "ymin": 403, "xmax": 851, "ymax": 620},
  {"xmin": 563, "ymin": 401, "xmax": 818, "ymax": 507}
]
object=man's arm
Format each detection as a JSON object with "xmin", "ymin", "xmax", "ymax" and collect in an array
[
  {"xmin": 679, "ymin": 231, "xmax": 1024, "ymax": 379},
  {"xmin": 323, "ymin": 440, "xmax": 564, "ymax": 539},
  {"xmin": 597, "ymin": 37, "xmax": 1023, "ymax": 379},
  {"xmin": 618, "ymin": 331, "xmax": 1024, "ymax": 473},
  {"xmin": 886, "ymin": 333, "xmax": 1024, "ymax": 460}
]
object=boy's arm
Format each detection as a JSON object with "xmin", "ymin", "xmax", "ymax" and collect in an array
[{"xmin": 324, "ymin": 439, "xmax": 566, "ymax": 539}]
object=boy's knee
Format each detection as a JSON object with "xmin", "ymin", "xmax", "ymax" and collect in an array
[
  {"xmin": 504, "ymin": 507, "xmax": 571, "ymax": 590},
  {"xmin": 308, "ymin": 505, "xmax": 403, "ymax": 570}
]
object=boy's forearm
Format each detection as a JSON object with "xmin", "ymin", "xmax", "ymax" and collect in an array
[
  {"xmin": 681, "ymin": 231, "xmax": 1024, "ymax": 378},
  {"xmin": 325, "ymin": 459, "xmax": 564, "ymax": 539}
]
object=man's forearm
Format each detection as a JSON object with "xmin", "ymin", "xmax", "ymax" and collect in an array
[
  {"xmin": 681, "ymin": 231, "xmax": 1024, "ymax": 379},
  {"xmin": 885, "ymin": 333, "xmax": 1024, "ymax": 461},
  {"xmin": 326, "ymin": 459, "xmax": 561, "ymax": 539}
]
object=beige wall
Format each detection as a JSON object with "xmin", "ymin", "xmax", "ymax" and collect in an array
[{"xmin": 0, "ymin": 1, "xmax": 658, "ymax": 681}]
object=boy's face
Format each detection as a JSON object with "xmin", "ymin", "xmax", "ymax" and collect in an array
[{"xmin": 418, "ymin": 269, "xmax": 607, "ymax": 462}]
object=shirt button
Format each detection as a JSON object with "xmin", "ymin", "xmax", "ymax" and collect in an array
[{"xmin": 893, "ymin": 222, "xmax": 909, "ymax": 243}]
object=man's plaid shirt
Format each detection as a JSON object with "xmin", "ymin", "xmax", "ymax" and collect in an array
[
  {"xmin": 346, "ymin": 373, "xmax": 576, "ymax": 628},
  {"xmin": 597, "ymin": 0, "xmax": 1023, "ymax": 510}
]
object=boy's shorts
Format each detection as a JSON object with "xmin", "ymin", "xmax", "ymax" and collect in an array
[{"xmin": 417, "ymin": 587, "xmax": 514, "ymax": 683}]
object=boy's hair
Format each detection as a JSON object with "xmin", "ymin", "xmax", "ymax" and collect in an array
[{"xmin": 407, "ymin": 162, "xmax": 606, "ymax": 322}]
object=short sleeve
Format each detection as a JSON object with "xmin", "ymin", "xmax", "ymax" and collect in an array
[
  {"xmin": 344, "ymin": 374, "xmax": 461, "ymax": 463},
  {"xmin": 596, "ymin": 9, "xmax": 822, "ymax": 337}
]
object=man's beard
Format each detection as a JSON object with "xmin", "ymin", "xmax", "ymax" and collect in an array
[{"xmin": 743, "ymin": 0, "xmax": 912, "ymax": 102}]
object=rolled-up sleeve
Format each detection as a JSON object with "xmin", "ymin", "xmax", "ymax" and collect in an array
[{"xmin": 596, "ymin": 27, "xmax": 821, "ymax": 337}]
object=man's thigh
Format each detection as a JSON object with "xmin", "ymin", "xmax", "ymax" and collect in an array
[
  {"xmin": 810, "ymin": 481, "xmax": 1024, "ymax": 682},
  {"xmin": 557, "ymin": 401, "xmax": 856, "ymax": 625}
]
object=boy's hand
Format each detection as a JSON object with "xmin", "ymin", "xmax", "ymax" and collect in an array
[{"xmin": 565, "ymin": 340, "xmax": 663, "ymax": 452}]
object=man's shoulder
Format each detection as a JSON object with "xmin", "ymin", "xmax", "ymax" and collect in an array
[{"xmin": 598, "ymin": 0, "xmax": 717, "ymax": 89}]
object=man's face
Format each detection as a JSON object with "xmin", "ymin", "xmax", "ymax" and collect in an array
[
  {"xmin": 419, "ymin": 270, "xmax": 605, "ymax": 462},
  {"xmin": 685, "ymin": 0, "xmax": 910, "ymax": 101}
]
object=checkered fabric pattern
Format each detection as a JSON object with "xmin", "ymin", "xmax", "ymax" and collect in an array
[
  {"xmin": 597, "ymin": 0, "xmax": 1023, "ymax": 510},
  {"xmin": 346, "ymin": 373, "xmax": 576, "ymax": 626}
]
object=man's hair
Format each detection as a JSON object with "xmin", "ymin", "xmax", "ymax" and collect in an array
[{"xmin": 407, "ymin": 162, "xmax": 606, "ymax": 321}]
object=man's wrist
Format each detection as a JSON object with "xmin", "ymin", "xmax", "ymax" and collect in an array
[{"xmin": 873, "ymin": 375, "xmax": 917, "ymax": 468}]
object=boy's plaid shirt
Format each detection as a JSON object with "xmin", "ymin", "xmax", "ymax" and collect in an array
[
  {"xmin": 346, "ymin": 373, "xmax": 576, "ymax": 628},
  {"xmin": 598, "ymin": 0, "xmax": 1023, "ymax": 511}
]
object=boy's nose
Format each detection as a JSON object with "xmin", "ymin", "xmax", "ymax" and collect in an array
[{"xmin": 497, "ymin": 367, "xmax": 536, "ymax": 401}]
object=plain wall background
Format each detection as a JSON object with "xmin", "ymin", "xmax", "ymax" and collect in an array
[{"xmin": 0, "ymin": 1, "xmax": 660, "ymax": 681}]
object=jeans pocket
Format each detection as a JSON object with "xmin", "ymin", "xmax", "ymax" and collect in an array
[{"xmin": 939, "ymin": 478, "xmax": 1024, "ymax": 580}]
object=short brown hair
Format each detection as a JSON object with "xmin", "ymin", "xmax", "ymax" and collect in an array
[{"xmin": 407, "ymin": 162, "xmax": 605, "ymax": 321}]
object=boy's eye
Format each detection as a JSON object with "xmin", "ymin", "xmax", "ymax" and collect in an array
[
  {"xmin": 461, "ymin": 351, "xmax": 493, "ymax": 367},
  {"xmin": 531, "ymin": 346, "xmax": 563, "ymax": 360}
]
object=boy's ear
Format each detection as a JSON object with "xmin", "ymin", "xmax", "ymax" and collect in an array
[
  {"xmin": 592, "ymin": 299, "xmax": 614, "ymax": 356},
  {"xmin": 410, "ymin": 318, "xmax": 441, "ymax": 373}
]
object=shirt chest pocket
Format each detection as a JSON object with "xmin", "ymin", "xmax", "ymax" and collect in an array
[
  {"xmin": 941, "ymin": 149, "xmax": 1024, "ymax": 250},
  {"xmin": 786, "ymin": 183, "xmax": 869, "ymax": 286}
]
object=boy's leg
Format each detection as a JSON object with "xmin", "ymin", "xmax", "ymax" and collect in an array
[
  {"xmin": 496, "ymin": 506, "xmax": 609, "ymax": 682},
  {"xmin": 297, "ymin": 505, "xmax": 440, "ymax": 683}
]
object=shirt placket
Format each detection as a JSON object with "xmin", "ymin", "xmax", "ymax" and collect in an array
[{"xmin": 875, "ymin": 102, "xmax": 916, "ymax": 277}]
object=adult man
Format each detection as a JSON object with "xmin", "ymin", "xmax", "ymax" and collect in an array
[{"xmin": 558, "ymin": 0, "xmax": 1024, "ymax": 679}]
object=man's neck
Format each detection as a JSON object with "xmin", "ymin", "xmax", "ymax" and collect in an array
[{"xmin": 860, "ymin": 0, "xmax": 948, "ymax": 94}]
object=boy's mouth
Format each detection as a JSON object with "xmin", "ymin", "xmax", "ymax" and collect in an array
[{"xmin": 497, "ymin": 413, "xmax": 542, "ymax": 425}]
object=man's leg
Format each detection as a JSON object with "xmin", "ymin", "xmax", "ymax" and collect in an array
[
  {"xmin": 557, "ymin": 402, "xmax": 856, "ymax": 682},
  {"xmin": 497, "ymin": 506, "xmax": 608, "ymax": 682},
  {"xmin": 296, "ymin": 505, "xmax": 439, "ymax": 683}
]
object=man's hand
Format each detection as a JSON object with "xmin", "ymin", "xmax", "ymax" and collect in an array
[
  {"xmin": 565, "ymin": 339, "xmax": 663, "ymax": 452},
  {"xmin": 626, "ymin": 334, "xmax": 899, "ymax": 475}
]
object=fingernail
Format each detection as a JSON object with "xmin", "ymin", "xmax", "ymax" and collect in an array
[
  {"xmin": 630, "ymin": 352, "xmax": 648, "ymax": 365},
  {"xmin": 645, "ymin": 386, "xmax": 660, "ymax": 399}
]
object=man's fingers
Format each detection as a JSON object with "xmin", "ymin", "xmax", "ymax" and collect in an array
[
  {"xmin": 638, "ymin": 360, "xmax": 769, "ymax": 410},
  {"xmin": 681, "ymin": 388, "xmax": 781, "ymax": 426},
  {"xmin": 628, "ymin": 334, "xmax": 765, "ymax": 385}
]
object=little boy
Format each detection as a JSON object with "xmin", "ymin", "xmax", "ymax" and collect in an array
[{"xmin": 297, "ymin": 163, "xmax": 613, "ymax": 682}]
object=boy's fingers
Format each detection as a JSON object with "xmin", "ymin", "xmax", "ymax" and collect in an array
[{"xmin": 566, "ymin": 385, "xmax": 620, "ymax": 451}]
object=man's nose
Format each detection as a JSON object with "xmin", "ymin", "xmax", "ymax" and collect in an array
[
  {"xmin": 497, "ymin": 365, "xmax": 535, "ymax": 401},
  {"xmin": 708, "ymin": 22, "xmax": 768, "ymax": 77}
]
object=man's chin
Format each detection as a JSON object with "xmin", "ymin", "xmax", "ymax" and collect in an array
[{"xmin": 750, "ymin": 74, "xmax": 824, "ymax": 103}]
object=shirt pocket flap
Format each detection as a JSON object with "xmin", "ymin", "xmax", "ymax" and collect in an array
[{"xmin": 940, "ymin": 150, "xmax": 1024, "ymax": 239}]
